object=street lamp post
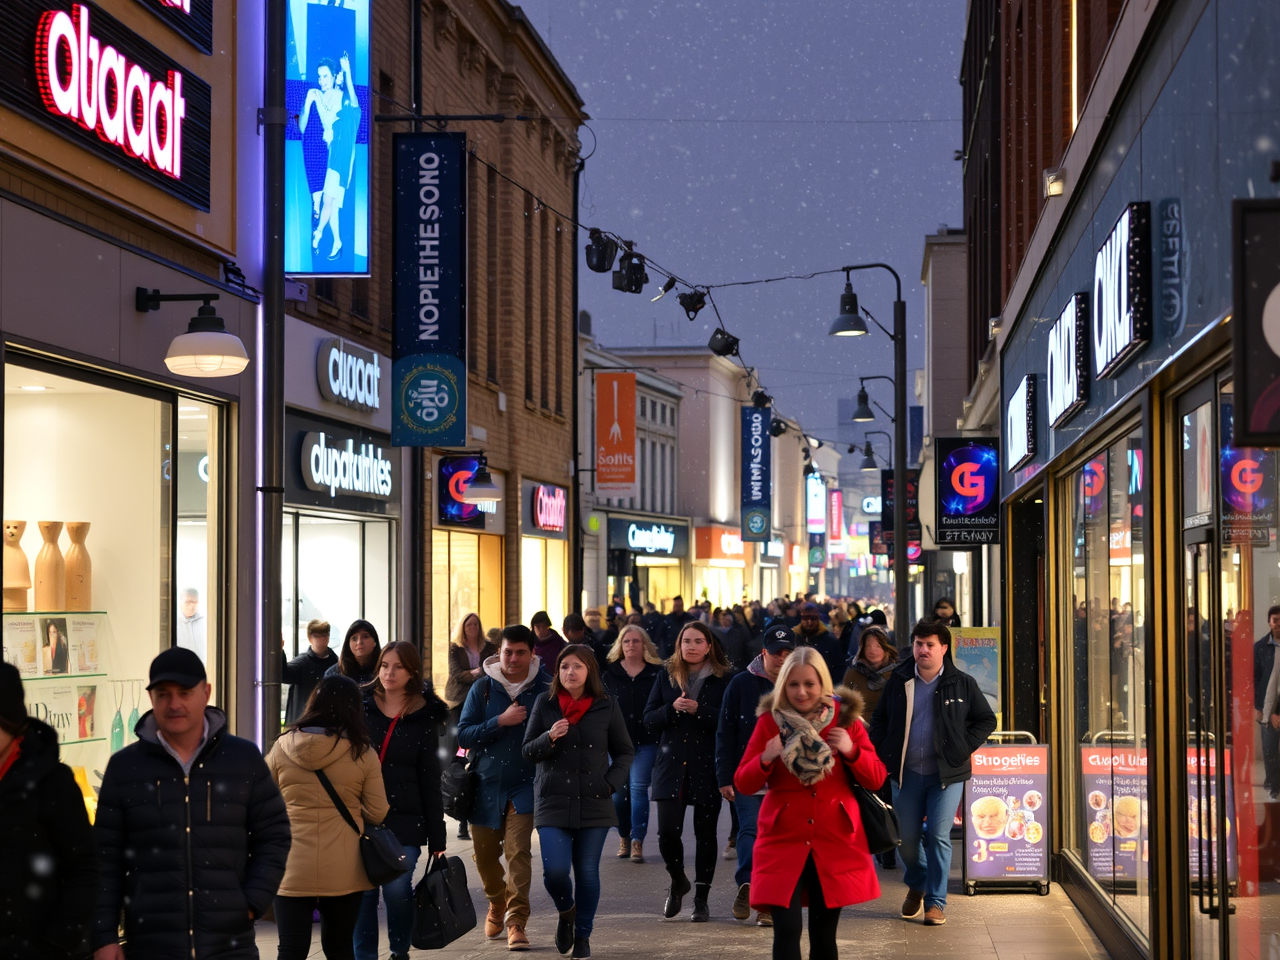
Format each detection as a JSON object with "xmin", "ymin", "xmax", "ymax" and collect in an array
[{"xmin": 829, "ymin": 264, "xmax": 909, "ymax": 635}]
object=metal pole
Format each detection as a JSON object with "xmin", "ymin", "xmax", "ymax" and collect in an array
[
  {"xmin": 893, "ymin": 298, "xmax": 909, "ymax": 638},
  {"xmin": 260, "ymin": 0, "xmax": 286, "ymax": 749},
  {"xmin": 571, "ymin": 158, "xmax": 585, "ymax": 612}
]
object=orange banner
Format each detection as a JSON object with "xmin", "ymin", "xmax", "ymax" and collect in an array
[{"xmin": 595, "ymin": 372, "xmax": 636, "ymax": 493}]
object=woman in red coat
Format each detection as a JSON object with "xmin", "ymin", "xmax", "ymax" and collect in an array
[{"xmin": 735, "ymin": 647, "xmax": 886, "ymax": 960}]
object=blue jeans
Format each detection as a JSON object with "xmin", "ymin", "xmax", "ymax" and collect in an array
[
  {"xmin": 353, "ymin": 844, "xmax": 421, "ymax": 960},
  {"xmin": 538, "ymin": 826, "xmax": 609, "ymax": 938},
  {"xmin": 892, "ymin": 770, "xmax": 962, "ymax": 909},
  {"xmin": 614, "ymin": 743, "xmax": 657, "ymax": 842},
  {"xmin": 733, "ymin": 792, "xmax": 763, "ymax": 888}
]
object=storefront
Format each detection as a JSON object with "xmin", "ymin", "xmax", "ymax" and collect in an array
[
  {"xmin": 430, "ymin": 454, "xmax": 506, "ymax": 693},
  {"xmin": 605, "ymin": 514, "xmax": 690, "ymax": 613},
  {"xmin": 520, "ymin": 480, "xmax": 569, "ymax": 629},
  {"xmin": 756, "ymin": 537, "xmax": 784, "ymax": 603},
  {"xmin": 694, "ymin": 524, "xmax": 747, "ymax": 607},
  {"xmin": 997, "ymin": 3, "xmax": 1280, "ymax": 956}
]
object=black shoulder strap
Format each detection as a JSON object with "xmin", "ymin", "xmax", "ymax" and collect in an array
[
  {"xmin": 314, "ymin": 768, "xmax": 361, "ymax": 836},
  {"xmin": 484, "ymin": 676, "xmax": 492, "ymax": 705}
]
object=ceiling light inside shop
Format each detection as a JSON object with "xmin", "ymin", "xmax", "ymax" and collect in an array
[{"xmin": 19, "ymin": 385, "xmax": 49, "ymax": 391}]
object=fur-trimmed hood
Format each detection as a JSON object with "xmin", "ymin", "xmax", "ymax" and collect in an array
[{"xmin": 756, "ymin": 684, "xmax": 865, "ymax": 724}]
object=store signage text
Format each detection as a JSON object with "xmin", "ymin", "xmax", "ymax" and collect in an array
[
  {"xmin": 740, "ymin": 406, "xmax": 771, "ymax": 542},
  {"xmin": 1159, "ymin": 198, "xmax": 1187, "ymax": 337},
  {"xmin": 318, "ymin": 338, "xmax": 382, "ymax": 412},
  {"xmin": 1046, "ymin": 294, "xmax": 1088, "ymax": 427},
  {"xmin": 628, "ymin": 524, "xmax": 676, "ymax": 554},
  {"xmin": 447, "ymin": 471, "xmax": 494, "ymax": 514},
  {"xmin": 720, "ymin": 532, "xmax": 744, "ymax": 556},
  {"xmin": 936, "ymin": 437, "xmax": 1000, "ymax": 545},
  {"xmin": 1006, "ymin": 375, "xmax": 1035, "ymax": 469},
  {"xmin": 303, "ymin": 431, "xmax": 394, "ymax": 500},
  {"xmin": 862, "ymin": 496, "xmax": 882, "ymax": 514},
  {"xmin": 533, "ymin": 484, "xmax": 567, "ymax": 533},
  {"xmin": 1093, "ymin": 202, "xmax": 1152, "ymax": 379},
  {"xmin": 764, "ymin": 539, "xmax": 784, "ymax": 558}
]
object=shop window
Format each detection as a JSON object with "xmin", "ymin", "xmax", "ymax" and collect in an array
[
  {"xmin": 430, "ymin": 529, "xmax": 503, "ymax": 694},
  {"xmin": 176, "ymin": 398, "xmax": 222, "ymax": 673},
  {"xmin": 639, "ymin": 397, "xmax": 646, "ymax": 419},
  {"xmin": 521, "ymin": 536, "xmax": 567, "ymax": 633},
  {"xmin": 1064, "ymin": 426, "xmax": 1148, "ymax": 940}
]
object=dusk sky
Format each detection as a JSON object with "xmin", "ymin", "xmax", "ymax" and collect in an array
[{"xmin": 516, "ymin": 0, "xmax": 968, "ymax": 446}]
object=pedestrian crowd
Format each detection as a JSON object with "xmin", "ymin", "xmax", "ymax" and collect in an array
[{"xmin": 0, "ymin": 592, "xmax": 994, "ymax": 960}]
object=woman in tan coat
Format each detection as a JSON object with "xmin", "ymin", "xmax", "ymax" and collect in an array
[{"xmin": 267, "ymin": 675, "xmax": 390, "ymax": 960}]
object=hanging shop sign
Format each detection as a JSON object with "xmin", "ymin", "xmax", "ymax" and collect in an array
[
  {"xmin": 317, "ymin": 338, "xmax": 381, "ymax": 412},
  {"xmin": 0, "ymin": 0, "xmax": 213, "ymax": 209},
  {"xmin": 1092, "ymin": 202, "xmax": 1152, "ymax": 379},
  {"xmin": 1231, "ymin": 199, "xmax": 1280, "ymax": 446},
  {"xmin": 392, "ymin": 132, "xmax": 467, "ymax": 446},
  {"xmin": 962, "ymin": 745, "xmax": 1050, "ymax": 888},
  {"xmin": 522, "ymin": 481, "xmax": 568, "ymax": 539},
  {"xmin": 806, "ymin": 473, "xmax": 826, "ymax": 534},
  {"xmin": 1220, "ymin": 402, "xmax": 1277, "ymax": 545},
  {"xmin": 438, "ymin": 455, "xmax": 499, "ymax": 530},
  {"xmin": 808, "ymin": 531, "xmax": 825, "ymax": 569},
  {"xmin": 826, "ymin": 491, "xmax": 844, "ymax": 559},
  {"xmin": 595, "ymin": 372, "xmax": 637, "ymax": 495},
  {"xmin": 134, "ymin": 0, "xmax": 212, "ymax": 53},
  {"xmin": 1158, "ymin": 198, "xmax": 1188, "ymax": 339},
  {"xmin": 284, "ymin": 0, "xmax": 370, "ymax": 275},
  {"xmin": 861, "ymin": 496, "xmax": 881, "ymax": 515},
  {"xmin": 880, "ymin": 469, "xmax": 921, "ymax": 539},
  {"xmin": 740, "ymin": 406, "xmax": 772, "ymax": 542},
  {"xmin": 1046, "ymin": 294, "xmax": 1089, "ymax": 427},
  {"xmin": 1006, "ymin": 375, "xmax": 1035, "ymax": 470},
  {"xmin": 936, "ymin": 437, "xmax": 1000, "ymax": 545},
  {"xmin": 607, "ymin": 518, "xmax": 689, "ymax": 557}
]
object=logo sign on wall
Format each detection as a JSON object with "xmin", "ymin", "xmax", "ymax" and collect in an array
[
  {"xmin": 1092, "ymin": 202, "xmax": 1152, "ymax": 379},
  {"xmin": 0, "ymin": 0, "xmax": 213, "ymax": 209},
  {"xmin": 740, "ymin": 406, "xmax": 772, "ymax": 542},
  {"xmin": 1046, "ymin": 295, "xmax": 1088, "ymax": 427},
  {"xmin": 438, "ymin": 456, "xmax": 494, "ymax": 529},
  {"xmin": 1159, "ymin": 198, "xmax": 1188, "ymax": 339},
  {"xmin": 1232, "ymin": 199, "xmax": 1280, "ymax": 445},
  {"xmin": 301, "ymin": 431, "xmax": 393, "ymax": 500},
  {"xmin": 134, "ymin": 0, "xmax": 213, "ymax": 53},
  {"xmin": 936, "ymin": 437, "xmax": 1000, "ymax": 545},
  {"xmin": 880, "ymin": 468, "xmax": 921, "ymax": 539},
  {"xmin": 596, "ymin": 372, "xmax": 637, "ymax": 495},
  {"xmin": 606, "ymin": 518, "xmax": 689, "ymax": 557},
  {"xmin": 317, "ymin": 338, "xmax": 381, "ymax": 412},
  {"xmin": 1006, "ymin": 375, "xmax": 1035, "ymax": 470},
  {"xmin": 1220, "ymin": 402, "xmax": 1276, "ymax": 545},
  {"xmin": 392, "ymin": 132, "xmax": 468, "ymax": 447},
  {"xmin": 284, "ymin": 0, "xmax": 370, "ymax": 275},
  {"xmin": 522, "ymin": 481, "xmax": 567, "ymax": 539}
]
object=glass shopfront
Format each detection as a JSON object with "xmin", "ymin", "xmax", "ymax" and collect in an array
[
  {"xmin": 694, "ymin": 525, "xmax": 746, "ymax": 608},
  {"xmin": 520, "ymin": 481, "xmax": 569, "ymax": 630},
  {"xmin": 605, "ymin": 515, "xmax": 690, "ymax": 614}
]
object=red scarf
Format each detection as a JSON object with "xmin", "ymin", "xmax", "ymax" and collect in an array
[
  {"xmin": 557, "ymin": 691, "xmax": 593, "ymax": 725},
  {"xmin": 0, "ymin": 736, "xmax": 23, "ymax": 783}
]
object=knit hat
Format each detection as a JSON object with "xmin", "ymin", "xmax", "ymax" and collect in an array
[{"xmin": 0, "ymin": 662, "xmax": 29, "ymax": 735}]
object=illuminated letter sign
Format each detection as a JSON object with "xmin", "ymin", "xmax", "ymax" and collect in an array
[
  {"xmin": 1046, "ymin": 294, "xmax": 1088, "ymax": 428},
  {"xmin": 1093, "ymin": 202, "xmax": 1152, "ymax": 379},
  {"xmin": 317, "ymin": 338, "xmax": 382, "ymax": 412},
  {"xmin": 1006, "ymin": 375, "xmax": 1035, "ymax": 469},
  {"xmin": 533, "ymin": 485, "xmax": 567, "ymax": 533},
  {"xmin": 134, "ymin": 0, "xmax": 213, "ymax": 53},
  {"xmin": 302, "ymin": 431, "xmax": 394, "ymax": 500},
  {"xmin": 0, "ymin": 0, "xmax": 212, "ymax": 208}
]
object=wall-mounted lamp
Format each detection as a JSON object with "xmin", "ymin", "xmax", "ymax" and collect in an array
[
  {"xmin": 1043, "ymin": 167, "xmax": 1066, "ymax": 198},
  {"xmin": 459, "ymin": 454, "xmax": 502, "ymax": 503},
  {"xmin": 136, "ymin": 287, "xmax": 249, "ymax": 377}
]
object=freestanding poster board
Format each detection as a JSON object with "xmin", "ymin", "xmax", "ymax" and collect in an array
[{"xmin": 962, "ymin": 741, "xmax": 1052, "ymax": 896}]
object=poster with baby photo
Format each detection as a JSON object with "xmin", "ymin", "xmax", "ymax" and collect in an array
[{"xmin": 2, "ymin": 615, "xmax": 39, "ymax": 677}]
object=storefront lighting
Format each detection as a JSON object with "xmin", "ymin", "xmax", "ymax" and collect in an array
[
  {"xmin": 458, "ymin": 455, "xmax": 502, "ymax": 503},
  {"xmin": 137, "ymin": 288, "xmax": 249, "ymax": 378}
]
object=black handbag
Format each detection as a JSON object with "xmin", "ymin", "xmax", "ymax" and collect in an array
[
  {"xmin": 846, "ymin": 766, "xmax": 901, "ymax": 855},
  {"xmin": 441, "ymin": 756, "xmax": 479, "ymax": 821},
  {"xmin": 411, "ymin": 854, "xmax": 477, "ymax": 949},
  {"xmin": 314, "ymin": 768, "xmax": 410, "ymax": 887}
]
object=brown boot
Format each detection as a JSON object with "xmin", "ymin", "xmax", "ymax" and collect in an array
[
  {"xmin": 485, "ymin": 899, "xmax": 508, "ymax": 939},
  {"xmin": 507, "ymin": 923, "xmax": 530, "ymax": 950},
  {"xmin": 630, "ymin": 840, "xmax": 644, "ymax": 863},
  {"xmin": 617, "ymin": 837, "xmax": 631, "ymax": 858}
]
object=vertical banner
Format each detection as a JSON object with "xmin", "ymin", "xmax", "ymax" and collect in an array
[
  {"xmin": 285, "ymin": 0, "xmax": 370, "ymax": 275},
  {"xmin": 596, "ymin": 373, "xmax": 637, "ymax": 496},
  {"xmin": 880, "ymin": 469, "xmax": 921, "ymax": 539},
  {"xmin": 740, "ymin": 406, "xmax": 771, "ymax": 541},
  {"xmin": 391, "ymin": 132, "xmax": 467, "ymax": 447},
  {"xmin": 936, "ymin": 437, "xmax": 1001, "ymax": 545},
  {"xmin": 1220, "ymin": 401, "xmax": 1277, "ymax": 544},
  {"xmin": 826, "ymin": 491, "xmax": 845, "ymax": 560},
  {"xmin": 806, "ymin": 473, "xmax": 826, "ymax": 534},
  {"xmin": 1233, "ymin": 199, "xmax": 1280, "ymax": 445}
]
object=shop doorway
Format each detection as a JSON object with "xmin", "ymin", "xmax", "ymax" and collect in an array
[{"xmin": 1008, "ymin": 493, "xmax": 1045, "ymax": 738}]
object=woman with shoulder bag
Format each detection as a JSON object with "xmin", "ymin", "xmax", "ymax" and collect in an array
[
  {"xmin": 523, "ymin": 645, "xmax": 634, "ymax": 960},
  {"xmin": 267, "ymin": 675, "xmax": 390, "ymax": 960},
  {"xmin": 842, "ymin": 626, "xmax": 900, "ymax": 868},
  {"xmin": 735, "ymin": 647, "xmax": 886, "ymax": 960},
  {"xmin": 601, "ymin": 624, "xmax": 663, "ymax": 862},
  {"xmin": 643, "ymin": 621, "xmax": 731, "ymax": 922}
]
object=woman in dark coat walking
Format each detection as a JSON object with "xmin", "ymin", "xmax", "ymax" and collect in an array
[
  {"xmin": 643, "ymin": 620, "xmax": 731, "ymax": 922},
  {"xmin": 0, "ymin": 662, "xmax": 98, "ymax": 960},
  {"xmin": 355, "ymin": 641, "xmax": 448, "ymax": 960},
  {"xmin": 523, "ymin": 645, "xmax": 634, "ymax": 960},
  {"xmin": 601, "ymin": 624, "xmax": 663, "ymax": 862}
]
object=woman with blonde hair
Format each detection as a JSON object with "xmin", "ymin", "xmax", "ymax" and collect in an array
[
  {"xmin": 601, "ymin": 624, "xmax": 664, "ymax": 861},
  {"xmin": 734, "ymin": 647, "xmax": 885, "ymax": 960},
  {"xmin": 445, "ymin": 612, "xmax": 495, "ymax": 839},
  {"xmin": 643, "ymin": 621, "xmax": 732, "ymax": 921}
]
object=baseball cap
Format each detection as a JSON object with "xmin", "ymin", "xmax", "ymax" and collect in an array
[
  {"xmin": 147, "ymin": 646, "xmax": 207, "ymax": 690},
  {"xmin": 762, "ymin": 626, "xmax": 796, "ymax": 654}
]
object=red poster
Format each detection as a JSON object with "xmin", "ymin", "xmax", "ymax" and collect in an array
[{"xmin": 595, "ymin": 372, "xmax": 636, "ymax": 493}]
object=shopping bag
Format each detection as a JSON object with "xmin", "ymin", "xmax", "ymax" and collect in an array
[{"xmin": 411, "ymin": 854, "xmax": 477, "ymax": 949}]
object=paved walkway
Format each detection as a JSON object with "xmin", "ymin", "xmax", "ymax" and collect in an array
[{"xmin": 255, "ymin": 810, "xmax": 1112, "ymax": 960}]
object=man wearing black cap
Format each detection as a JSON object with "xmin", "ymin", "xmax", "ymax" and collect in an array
[
  {"xmin": 0, "ymin": 662, "xmax": 99, "ymax": 959},
  {"xmin": 795, "ymin": 602, "xmax": 845, "ymax": 682},
  {"xmin": 92, "ymin": 647, "xmax": 292, "ymax": 960},
  {"xmin": 714, "ymin": 625, "xmax": 795, "ymax": 928}
]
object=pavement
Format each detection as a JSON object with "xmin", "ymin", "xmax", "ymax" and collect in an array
[{"xmin": 254, "ymin": 808, "xmax": 1112, "ymax": 960}]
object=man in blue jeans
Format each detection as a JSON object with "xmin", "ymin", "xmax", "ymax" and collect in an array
[
  {"xmin": 715, "ymin": 626, "xmax": 794, "ymax": 927},
  {"xmin": 868, "ymin": 619, "xmax": 996, "ymax": 926}
]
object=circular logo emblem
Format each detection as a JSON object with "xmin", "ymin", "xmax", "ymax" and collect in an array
[
  {"xmin": 746, "ymin": 513, "xmax": 767, "ymax": 535},
  {"xmin": 398, "ymin": 360, "xmax": 461, "ymax": 437}
]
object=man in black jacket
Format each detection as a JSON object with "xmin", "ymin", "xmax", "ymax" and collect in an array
[
  {"xmin": 93, "ymin": 648, "xmax": 292, "ymax": 960},
  {"xmin": 281, "ymin": 618, "xmax": 338, "ymax": 725},
  {"xmin": 1254, "ymin": 605, "xmax": 1280, "ymax": 797},
  {"xmin": 868, "ymin": 620, "xmax": 996, "ymax": 928},
  {"xmin": 715, "ymin": 626, "xmax": 794, "ymax": 927}
]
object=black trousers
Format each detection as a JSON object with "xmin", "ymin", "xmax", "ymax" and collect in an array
[
  {"xmin": 274, "ymin": 891, "xmax": 365, "ymax": 960},
  {"xmin": 771, "ymin": 854, "xmax": 842, "ymax": 960},
  {"xmin": 656, "ymin": 797, "xmax": 721, "ymax": 886}
]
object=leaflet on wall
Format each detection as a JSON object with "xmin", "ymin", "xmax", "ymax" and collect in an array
[
  {"xmin": 1232, "ymin": 199, "xmax": 1280, "ymax": 445},
  {"xmin": 935, "ymin": 438, "xmax": 1000, "ymax": 545},
  {"xmin": 963, "ymin": 745, "xmax": 1050, "ymax": 885},
  {"xmin": 284, "ymin": 0, "xmax": 370, "ymax": 275}
]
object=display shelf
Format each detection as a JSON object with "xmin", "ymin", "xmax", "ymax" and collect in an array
[
  {"xmin": 3, "ymin": 610, "xmax": 108, "ymax": 616},
  {"xmin": 57, "ymin": 737, "xmax": 106, "ymax": 747},
  {"xmin": 23, "ymin": 672, "xmax": 107, "ymax": 682}
]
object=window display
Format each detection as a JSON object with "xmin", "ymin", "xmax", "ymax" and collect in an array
[{"xmin": 430, "ymin": 529, "xmax": 503, "ymax": 693}]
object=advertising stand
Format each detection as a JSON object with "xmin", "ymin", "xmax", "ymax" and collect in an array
[{"xmin": 962, "ymin": 733, "xmax": 1052, "ymax": 896}]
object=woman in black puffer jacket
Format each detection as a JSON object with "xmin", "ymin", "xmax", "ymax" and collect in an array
[
  {"xmin": 355, "ymin": 641, "xmax": 448, "ymax": 960},
  {"xmin": 644, "ymin": 621, "xmax": 731, "ymax": 923}
]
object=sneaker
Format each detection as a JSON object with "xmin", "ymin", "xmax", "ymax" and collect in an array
[
  {"xmin": 756, "ymin": 909, "xmax": 773, "ymax": 927},
  {"xmin": 571, "ymin": 936, "xmax": 591, "ymax": 959},
  {"xmin": 732, "ymin": 882, "xmax": 751, "ymax": 921},
  {"xmin": 485, "ymin": 899, "xmax": 508, "ymax": 939},
  {"xmin": 722, "ymin": 840, "xmax": 737, "ymax": 860},
  {"xmin": 507, "ymin": 924, "xmax": 530, "ymax": 951},
  {"xmin": 924, "ymin": 905, "xmax": 947, "ymax": 925},
  {"xmin": 901, "ymin": 889, "xmax": 924, "ymax": 919},
  {"xmin": 630, "ymin": 840, "xmax": 645, "ymax": 863}
]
